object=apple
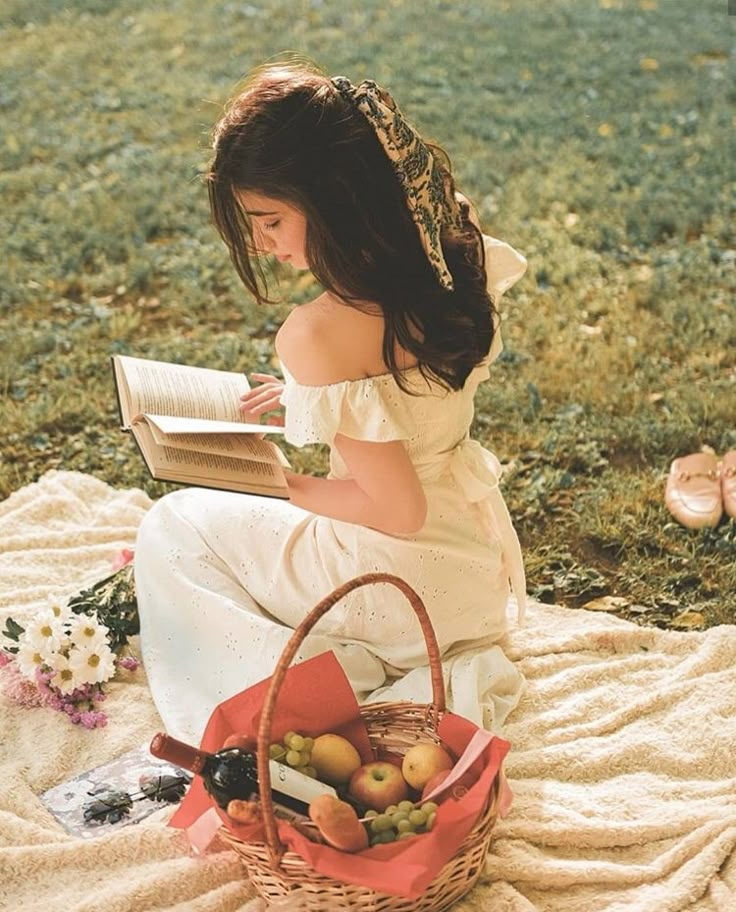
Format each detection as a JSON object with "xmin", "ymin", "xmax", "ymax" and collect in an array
[
  {"xmin": 421, "ymin": 767, "xmax": 478, "ymax": 802},
  {"xmin": 223, "ymin": 733, "xmax": 257, "ymax": 752},
  {"xmin": 401, "ymin": 743, "xmax": 454, "ymax": 791},
  {"xmin": 348, "ymin": 761, "xmax": 409, "ymax": 813}
]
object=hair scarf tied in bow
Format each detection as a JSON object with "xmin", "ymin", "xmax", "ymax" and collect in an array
[{"xmin": 331, "ymin": 76, "xmax": 464, "ymax": 291}]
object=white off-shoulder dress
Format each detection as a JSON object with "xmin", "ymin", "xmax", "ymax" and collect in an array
[{"xmin": 135, "ymin": 235, "xmax": 529, "ymax": 743}]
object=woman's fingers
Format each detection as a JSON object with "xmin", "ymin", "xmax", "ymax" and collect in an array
[
  {"xmin": 239, "ymin": 389, "xmax": 284, "ymax": 416},
  {"xmin": 240, "ymin": 387, "xmax": 284, "ymax": 409},
  {"xmin": 238, "ymin": 373, "xmax": 285, "ymax": 418}
]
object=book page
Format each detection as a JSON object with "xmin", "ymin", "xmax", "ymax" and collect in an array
[
  {"xmin": 159, "ymin": 446, "xmax": 284, "ymax": 480},
  {"xmin": 146, "ymin": 428, "xmax": 290, "ymax": 467},
  {"xmin": 144, "ymin": 414, "xmax": 284, "ymax": 436},
  {"xmin": 115, "ymin": 355, "xmax": 251, "ymax": 426},
  {"xmin": 131, "ymin": 423, "xmax": 288, "ymax": 497}
]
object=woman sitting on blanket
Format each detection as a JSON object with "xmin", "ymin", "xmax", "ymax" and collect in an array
[{"xmin": 135, "ymin": 59, "xmax": 529, "ymax": 742}]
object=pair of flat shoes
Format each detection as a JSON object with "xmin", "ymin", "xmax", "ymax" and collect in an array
[{"xmin": 665, "ymin": 451, "xmax": 736, "ymax": 529}]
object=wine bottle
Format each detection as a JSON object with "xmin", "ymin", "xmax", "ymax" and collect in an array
[{"xmin": 150, "ymin": 732, "xmax": 338, "ymax": 815}]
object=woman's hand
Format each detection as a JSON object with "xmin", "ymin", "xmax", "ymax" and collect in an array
[{"xmin": 239, "ymin": 373, "xmax": 286, "ymax": 425}]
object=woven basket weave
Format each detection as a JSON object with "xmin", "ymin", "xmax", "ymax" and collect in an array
[{"xmin": 218, "ymin": 572, "xmax": 502, "ymax": 911}]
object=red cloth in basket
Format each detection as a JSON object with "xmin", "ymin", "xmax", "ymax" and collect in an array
[{"xmin": 169, "ymin": 651, "xmax": 509, "ymax": 899}]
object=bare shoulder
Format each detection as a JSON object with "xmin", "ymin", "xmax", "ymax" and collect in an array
[{"xmin": 275, "ymin": 293, "xmax": 384, "ymax": 385}]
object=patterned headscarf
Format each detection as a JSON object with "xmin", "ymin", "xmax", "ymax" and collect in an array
[{"xmin": 331, "ymin": 76, "xmax": 465, "ymax": 291}]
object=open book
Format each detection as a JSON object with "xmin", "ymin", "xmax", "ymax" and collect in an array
[{"xmin": 112, "ymin": 355, "xmax": 289, "ymax": 498}]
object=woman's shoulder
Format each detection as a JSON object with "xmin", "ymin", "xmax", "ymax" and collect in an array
[{"xmin": 275, "ymin": 293, "xmax": 385, "ymax": 386}]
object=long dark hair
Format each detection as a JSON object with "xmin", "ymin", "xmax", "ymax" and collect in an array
[{"xmin": 207, "ymin": 60, "xmax": 495, "ymax": 392}]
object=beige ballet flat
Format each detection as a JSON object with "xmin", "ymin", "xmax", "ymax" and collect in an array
[
  {"xmin": 721, "ymin": 450, "xmax": 736, "ymax": 521},
  {"xmin": 665, "ymin": 453, "xmax": 722, "ymax": 529}
]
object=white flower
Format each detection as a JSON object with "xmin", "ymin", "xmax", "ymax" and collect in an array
[
  {"xmin": 15, "ymin": 639, "xmax": 48, "ymax": 680},
  {"xmin": 46, "ymin": 595, "xmax": 72, "ymax": 624},
  {"xmin": 66, "ymin": 614, "xmax": 109, "ymax": 651},
  {"xmin": 68, "ymin": 642, "xmax": 117, "ymax": 685},
  {"xmin": 48, "ymin": 652, "xmax": 80, "ymax": 695},
  {"xmin": 21, "ymin": 610, "xmax": 67, "ymax": 660}
]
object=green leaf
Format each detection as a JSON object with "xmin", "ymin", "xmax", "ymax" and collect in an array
[{"xmin": 2, "ymin": 617, "xmax": 25, "ymax": 642}]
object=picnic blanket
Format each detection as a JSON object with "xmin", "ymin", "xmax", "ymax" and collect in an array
[{"xmin": 1, "ymin": 470, "xmax": 734, "ymax": 912}]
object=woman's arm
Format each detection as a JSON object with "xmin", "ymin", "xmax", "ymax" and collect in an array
[
  {"xmin": 274, "ymin": 301, "xmax": 428, "ymax": 535},
  {"xmin": 285, "ymin": 435, "xmax": 427, "ymax": 535}
]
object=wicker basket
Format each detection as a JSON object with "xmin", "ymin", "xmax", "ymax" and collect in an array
[{"xmin": 218, "ymin": 572, "xmax": 503, "ymax": 911}]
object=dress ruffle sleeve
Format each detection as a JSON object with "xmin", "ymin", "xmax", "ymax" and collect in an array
[
  {"xmin": 484, "ymin": 234, "xmax": 528, "ymax": 300},
  {"xmin": 280, "ymin": 368, "xmax": 418, "ymax": 447},
  {"xmin": 482, "ymin": 234, "xmax": 528, "ymax": 367}
]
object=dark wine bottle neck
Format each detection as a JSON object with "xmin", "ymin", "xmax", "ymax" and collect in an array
[{"xmin": 150, "ymin": 732, "xmax": 211, "ymax": 774}]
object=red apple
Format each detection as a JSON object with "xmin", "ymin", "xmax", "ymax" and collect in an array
[
  {"xmin": 347, "ymin": 761, "xmax": 409, "ymax": 813},
  {"xmin": 223, "ymin": 733, "xmax": 257, "ymax": 752},
  {"xmin": 421, "ymin": 767, "xmax": 479, "ymax": 802}
]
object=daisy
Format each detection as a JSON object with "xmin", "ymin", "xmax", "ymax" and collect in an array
[
  {"xmin": 22, "ymin": 609, "xmax": 67, "ymax": 659},
  {"xmin": 46, "ymin": 595, "xmax": 72, "ymax": 624},
  {"xmin": 68, "ymin": 642, "xmax": 117, "ymax": 685},
  {"xmin": 48, "ymin": 652, "xmax": 80, "ymax": 695},
  {"xmin": 66, "ymin": 614, "xmax": 109, "ymax": 651},
  {"xmin": 16, "ymin": 639, "xmax": 49, "ymax": 680}
]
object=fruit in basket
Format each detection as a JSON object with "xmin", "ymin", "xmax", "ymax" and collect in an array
[
  {"xmin": 308, "ymin": 794, "xmax": 369, "ymax": 853},
  {"xmin": 421, "ymin": 766, "xmax": 478, "ymax": 801},
  {"xmin": 222, "ymin": 733, "xmax": 257, "ymax": 752},
  {"xmin": 365, "ymin": 799, "xmax": 439, "ymax": 846},
  {"xmin": 401, "ymin": 743, "xmax": 454, "ymax": 791},
  {"xmin": 226, "ymin": 798, "xmax": 262, "ymax": 825},
  {"xmin": 348, "ymin": 761, "xmax": 409, "ymax": 812},
  {"xmin": 269, "ymin": 731, "xmax": 314, "ymax": 770},
  {"xmin": 310, "ymin": 733, "xmax": 362, "ymax": 787}
]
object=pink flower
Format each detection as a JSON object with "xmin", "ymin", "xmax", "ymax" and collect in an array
[
  {"xmin": 1, "ymin": 664, "xmax": 45, "ymax": 707},
  {"xmin": 117, "ymin": 655, "xmax": 140, "ymax": 672},
  {"xmin": 112, "ymin": 548, "xmax": 135, "ymax": 572},
  {"xmin": 80, "ymin": 710, "xmax": 107, "ymax": 729},
  {"xmin": 0, "ymin": 651, "xmax": 13, "ymax": 668}
]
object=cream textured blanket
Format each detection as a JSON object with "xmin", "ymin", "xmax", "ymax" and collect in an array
[{"xmin": 1, "ymin": 470, "xmax": 734, "ymax": 912}]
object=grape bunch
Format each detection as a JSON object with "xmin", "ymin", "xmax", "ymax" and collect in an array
[
  {"xmin": 269, "ymin": 730, "xmax": 317, "ymax": 778},
  {"xmin": 364, "ymin": 799, "xmax": 438, "ymax": 846}
]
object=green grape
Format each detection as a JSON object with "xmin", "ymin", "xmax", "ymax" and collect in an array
[
  {"xmin": 384, "ymin": 804, "xmax": 398, "ymax": 816},
  {"xmin": 296, "ymin": 751, "xmax": 311, "ymax": 768},
  {"xmin": 283, "ymin": 731, "xmax": 297, "ymax": 745},
  {"xmin": 426, "ymin": 811, "xmax": 437, "ymax": 830},
  {"xmin": 370, "ymin": 814, "xmax": 393, "ymax": 834},
  {"xmin": 302, "ymin": 737, "xmax": 314, "ymax": 752},
  {"xmin": 288, "ymin": 733, "xmax": 305, "ymax": 751},
  {"xmin": 370, "ymin": 835, "xmax": 384, "ymax": 847},
  {"xmin": 378, "ymin": 830, "xmax": 396, "ymax": 843},
  {"xmin": 302, "ymin": 766, "xmax": 317, "ymax": 778},
  {"xmin": 285, "ymin": 749, "xmax": 302, "ymax": 767},
  {"xmin": 409, "ymin": 809, "xmax": 428, "ymax": 827},
  {"xmin": 390, "ymin": 810, "xmax": 409, "ymax": 826},
  {"xmin": 396, "ymin": 818, "xmax": 413, "ymax": 834},
  {"xmin": 398, "ymin": 830, "xmax": 417, "ymax": 840},
  {"xmin": 421, "ymin": 801, "xmax": 438, "ymax": 816},
  {"xmin": 364, "ymin": 809, "xmax": 379, "ymax": 819},
  {"xmin": 397, "ymin": 800, "xmax": 414, "ymax": 813},
  {"xmin": 269, "ymin": 743, "xmax": 286, "ymax": 760}
]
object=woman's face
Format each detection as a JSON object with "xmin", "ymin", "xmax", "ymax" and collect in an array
[{"xmin": 237, "ymin": 190, "xmax": 309, "ymax": 270}]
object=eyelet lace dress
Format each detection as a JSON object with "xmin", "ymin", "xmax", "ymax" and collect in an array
[{"xmin": 135, "ymin": 235, "xmax": 529, "ymax": 743}]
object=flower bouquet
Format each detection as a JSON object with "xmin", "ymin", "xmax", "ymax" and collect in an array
[{"xmin": 0, "ymin": 549, "xmax": 139, "ymax": 728}]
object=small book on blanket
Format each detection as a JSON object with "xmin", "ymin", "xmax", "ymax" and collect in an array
[
  {"xmin": 112, "ymin": 354, "xmax": 290, "ymax": 498},
  {"xmin": 40, "ymin": 743, "xmax": 192, "ymax": 839}
]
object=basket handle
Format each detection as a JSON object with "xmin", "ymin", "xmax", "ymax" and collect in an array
[{"xmin": 255, "ymin": 571, "xmax": 446, "ymax": 863}]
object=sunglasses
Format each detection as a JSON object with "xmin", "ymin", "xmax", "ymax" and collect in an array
[{"xmin": 82, "ymin": 771, "xmax": 192, "ymax": 825}]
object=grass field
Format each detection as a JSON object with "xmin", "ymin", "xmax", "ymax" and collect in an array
[{"xmin": 1, "ymin": 0, "xmax": 734, "ymax": 627}]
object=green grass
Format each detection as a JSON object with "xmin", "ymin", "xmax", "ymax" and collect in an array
[{"xmin": 1, "ymin": 0, "xmax": 735, "ymax": 627}]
